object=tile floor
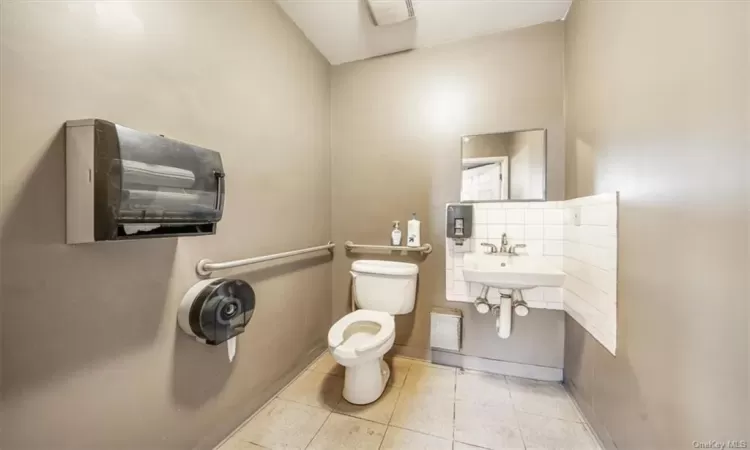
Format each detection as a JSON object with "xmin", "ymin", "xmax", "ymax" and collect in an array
[{"xmin": 217, "ymin": 353, "xmax": 601, "ymax": 450}]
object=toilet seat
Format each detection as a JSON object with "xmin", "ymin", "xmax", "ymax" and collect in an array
[{"xmin": 328, "ymin": 310, "xmax": 395, "ymax": 359}]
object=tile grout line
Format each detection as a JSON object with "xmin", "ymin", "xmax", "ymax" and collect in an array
[
  {"xmin": 452, "ymin": 367, "xmax": 458, "ymax": 442},
  {"xmin": 215, "ymin": 352, "xmax": 327, "ymax": 449},
  {"xmin": 381, "ymin": 359, "xmax": 459, "ymax": 444},
  {"xmin": 505, "ymin": 375, "xmax": 529, "ymax": 450},
  {"xmin": 273, "ymin": 354, "xmax": 331, "ymax": 450},
  {"xmin": 385, "ymin": 358, "xmax": 415, "ymax": 428},
  {"xmin": 303, "ymin": 354, "xmax": 335, "ymax": 450},
  {"xmin": 302, "ymin": 408, "xmax": 333, "ymax": 450}
]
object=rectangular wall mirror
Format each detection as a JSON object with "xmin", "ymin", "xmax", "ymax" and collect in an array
[{"xmin": 460, "ymin": 128, "xmax": 546, "ymax": 202}]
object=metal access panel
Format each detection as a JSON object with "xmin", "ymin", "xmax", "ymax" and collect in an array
[{"xmin": 430, "ymin": 307, "xmax": 462, "ymax": 352}]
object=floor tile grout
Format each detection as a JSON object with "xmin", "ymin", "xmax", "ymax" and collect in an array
[
  {"xmin": 216, "ymin": 363, "xmax": 311, "ymax": 449},
  {"xmin": 220, "ymin": 351, "xmax": 599, "ymax": 450},
  {"xmin": 302, "ymin": 408, "xmax": 333, "ymax": 450},
  {"xmin": 384, "ymin": 362, "xmax": 409, "ymax": 427},
  {"xmin": 300, "ymin": 350, "xmax": 335, "ymax": 450},
  {"xmin": 452, "ymin": 364, "xmax": 457, "ymax": 442}
]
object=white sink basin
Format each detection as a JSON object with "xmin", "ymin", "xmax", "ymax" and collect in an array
[{"xmin": 462, "ymin": 253, "xmax": 565, "ymax": 289}]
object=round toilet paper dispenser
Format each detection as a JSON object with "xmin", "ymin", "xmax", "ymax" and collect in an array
[{"xmin": 177, "ymin": 278, "xmax": 255, "ymax": 345}]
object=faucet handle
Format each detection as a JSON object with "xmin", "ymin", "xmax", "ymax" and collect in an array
[
  {"xmin": 509, "ymin": 243, "xmax": 527, "ymax": 255},
  {"xmin": 480, "ymin": 242, "xmax": 498, "ymax": 254},
  {"xmin": 501, "ymin": 233, "xmax": 508, "ymax": 245}
]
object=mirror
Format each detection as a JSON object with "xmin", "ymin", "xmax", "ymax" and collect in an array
[{"xmin": 460, "ymin": 129, "xmax": 546, "ymax": 202}]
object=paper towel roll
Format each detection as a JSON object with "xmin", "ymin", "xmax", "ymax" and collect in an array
[{"xmin": 228, "ymin": 337, "xmax": 237, "ymax": 362}]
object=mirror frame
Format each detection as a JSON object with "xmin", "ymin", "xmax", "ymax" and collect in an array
[{"xmin": 459, "ymin": 128, "xmax": 547, "ymax": 203}]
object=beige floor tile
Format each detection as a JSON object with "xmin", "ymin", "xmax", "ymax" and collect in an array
[
  {"xmin": 389, "ymin": 393, "xmax": 454, "ymax": 440},
  {"xmin": 385, "ymin": 356, "xmax": 412, "ymax": 387},
  {"xmin": 455, "ymin": 369, "xmax": 512, "ymax": 405},
  {"xmin": 334, "ymin": 384, "xmax": 401, "ymax": 424},
  {"xmin": 278, "ymin": 369, "xmax": 343, "ymax": 411},
  {"xmin": 379, "ymin": 426, "xmax": 452, "ymax": 450},
  {"xmin": 401, "ymin": 363, "xmax": 456, "ymax": 398},
  {"xmin": 506, "ymin": 377, "xmax": 580, "ymax": 422},
  {"xmin": 216, "ymin": 436, "xmax": 267, "ymax": 449},
  {"xmin": 306, "ymin": 413, "xmax": 386, "ymax": 450},
  {"xmin": 454, "ymin": 400, "xmax": 524, "ymax": 450},
  {"xmin": 310, "ymin": 352, "xmax": 345, "ymax": 377},
  {"xmin": 234, "ymin": 398, "xmax": 329, "ymax": 449},
  {"xmin": 453, "ymin": 442, "xmax": 491, "ymax": 450},
  {"xmin": 517, "ymin": 412, "xmax": 599, "ymax": 449}
]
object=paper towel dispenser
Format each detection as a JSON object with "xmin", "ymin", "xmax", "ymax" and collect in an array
[
  {"xmin": 65, "ymin": 119, "xmax": 225, "ymax": 243},
  {"xmin": 177, "ymin": 278, "xmax": 255, "ymax": 345}
]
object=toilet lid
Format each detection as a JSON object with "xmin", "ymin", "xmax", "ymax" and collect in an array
[{"xmin": 328, "ymin": 310, "xmax": 395, "ymax": 355}]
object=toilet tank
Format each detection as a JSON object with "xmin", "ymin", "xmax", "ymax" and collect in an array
[{"xmin": 351, "ymin": 260, "xmax": 418, "ymax": 315}]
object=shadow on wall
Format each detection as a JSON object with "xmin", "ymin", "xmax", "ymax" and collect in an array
[
  {"xmin": 171, "ymin": 331, "xmax": 234, "ymax": 409},
  {"xmin": 170, "ymin": 253, "xmax": 333, "ymax": 408},
  {"xmin": 0, "ymin": 127, "xmax": 177, "ymax": 396},
  {"xmin": 239, "ymin": 253, "xmax": 333, "ymax": 286}
]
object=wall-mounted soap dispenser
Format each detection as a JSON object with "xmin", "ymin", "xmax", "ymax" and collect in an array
[{"xmin": 446, "ymin": 203, "xmax": 473, "ymax": 253}]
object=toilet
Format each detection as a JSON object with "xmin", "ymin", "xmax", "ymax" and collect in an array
[{"xmin": 328, "ymin": 260, "xmax": 418, "ymax": 405}]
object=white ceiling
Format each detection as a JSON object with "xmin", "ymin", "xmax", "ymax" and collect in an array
[{"xmin": 276, "ymin": 0, "xmax": 571, "ymax": 65}]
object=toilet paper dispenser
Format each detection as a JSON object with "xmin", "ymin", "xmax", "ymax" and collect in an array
[
  {"xmin": 65, "ymin": 119, "xmax": 225, "ymax": 244},
  {"xmin": 177, "ymin": 278, "xmax": 255, "ymax": 346}
]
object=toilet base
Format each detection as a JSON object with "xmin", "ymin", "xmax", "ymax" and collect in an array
[{"xmin": 342, "ymin": 358, "xmax": 390, "ymax": 405}]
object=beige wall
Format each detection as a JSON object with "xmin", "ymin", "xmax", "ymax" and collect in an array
[
  {"xmin": 0, "ymin": 2, "xmax": 331, "ymax": 449},
  {"xmin": 331, "ymin": 23, "xmax": 566, "ymax": 368},
  {"xmin": 564, "ymin": 0, "xmax": 749, "ymax": 448}
]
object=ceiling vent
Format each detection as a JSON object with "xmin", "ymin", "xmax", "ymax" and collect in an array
[{"xmin": 366, "ymin": 0, "xmax": 415, "ymax": 26}]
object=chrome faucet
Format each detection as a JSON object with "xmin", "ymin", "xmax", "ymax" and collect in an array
[
  {"xmin": 500, "ymin": 233, "xmax": 509, "ymax": 253},
  {"xmin": 481, "ymin": 233, "xmax": 526, "ymax": 256}
]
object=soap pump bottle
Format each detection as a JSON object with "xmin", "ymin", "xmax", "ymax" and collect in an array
[
  {"xmin": 391, "ymin": 221, "xmax": 402, "ymax": 246},
  {"xmin": 407, "ymin": 213, "xmax": 421, "ymax": 248}
]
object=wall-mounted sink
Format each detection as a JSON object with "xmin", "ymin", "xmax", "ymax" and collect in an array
[{"xmin": 463, "ymin": 253, "xmax": 565, "ymax": 289}]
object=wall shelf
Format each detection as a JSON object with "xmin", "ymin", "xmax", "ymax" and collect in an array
[{"xmin": 344, "ymin": 240, "xmax": 432, "ymax": 255}]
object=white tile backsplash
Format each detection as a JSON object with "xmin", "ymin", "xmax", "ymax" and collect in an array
[
  {"xmin": 525, "ymin": 209, "xmax": 544, "ymax": 224},
  {"xmin": 487, "ymin": 209, "xmax": 506, "ymax": 223},
  {"xmin": 505, "ymin": 224, "xmax": 525, "ymax": 240},
  {"xmin": 563, "ymin": 193, "xmax": 618, "ymax": 355},
  {"xmin": 543, "ymin": 209, "xmax": 564, "ymax": 225},
  {"xmin": 445, "ymin": 195, "xmax": 618, "ymax": 354},
  {"xmin": 505, "ymin": 209, "xmax": 526, "ymax": 224},
  {"xmin": 445, "ymin": 201, "xmax": 566, "ymax": 310},
  {"xmin": 543, "ymin": 240, "xmax": 563, "ymax": 256},
  {"xmin": 525, "ymin": 225, "xmax": 544, "ymax": 240},
  {"xmin": 488, "ymin": 224, "xmax": 506, "ymax": 238},
  {"xmin": 475, "ymin": 209, "xmax": 488, "ymax": 224}
]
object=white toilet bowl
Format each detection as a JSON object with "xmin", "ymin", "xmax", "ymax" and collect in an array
[
  {"xmin": 328, "ymin": 309, "xmax": 395, "ymax": 405},
  {"xmin": 329, "ymin": 260, "xmax": 417, "ymax": 404}
]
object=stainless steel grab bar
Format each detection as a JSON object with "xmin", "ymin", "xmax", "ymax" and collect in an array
[
  {"xmin": 196, "ymin": 241, "xmax": 335, "ymax": 276},
  {"xmin": 344, "ymin": 240, "xmax": 432, "ymax": 255}
]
